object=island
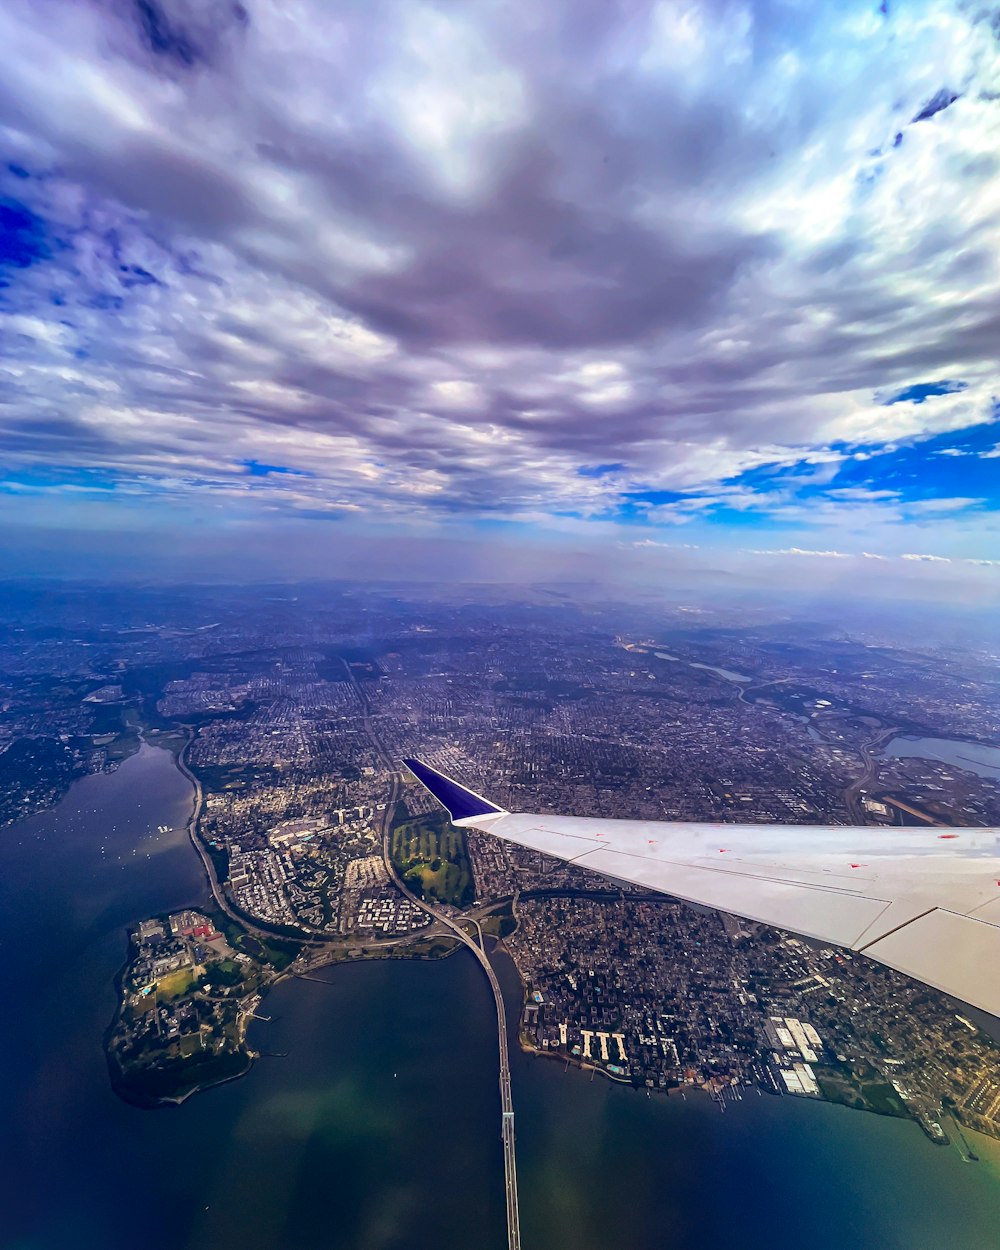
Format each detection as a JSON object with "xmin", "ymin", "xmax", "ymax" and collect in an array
[{"xmin": 105, "ymin": 908, "xmax": 297, "ymax": 1106}]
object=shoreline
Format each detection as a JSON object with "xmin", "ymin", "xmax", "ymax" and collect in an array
[
  {"xmin": 100, "ymin": 733, "xmax": 267, "ymax": 1109},
  {"xmin": 112, "ymin": 740, "xmax": 986, "ymax": 1155},
  {"xmin": 518, "ymin": 1037, "xmax": 635, "ymax": 1085},
  {"xmin": 513, "ymin": 1033, "xmax": 955, "ymax": 1138},
  {"xmin": 105, "ymin": 736, "xmax": 469, "ymax": 1108},
  {"xmin": 108, "ymin": 1049, "xmax": 255, "ymax": 1110}
]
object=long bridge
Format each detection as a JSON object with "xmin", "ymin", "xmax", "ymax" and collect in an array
[
  {"xmin": 343, "ymin": 659, "xmax": 521, "ymax": 1250},
  {"xmin": 379, "ymin": 771, "xmax": 522, "ymax": 1250}
]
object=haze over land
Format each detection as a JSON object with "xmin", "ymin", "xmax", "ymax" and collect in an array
[{"xmin": 0, "ymin": 0, "xmax": 999, "ymax": 604}]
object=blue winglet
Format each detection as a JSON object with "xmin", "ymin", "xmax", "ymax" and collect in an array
[{"xmin": 402, "ymin": 758, "xmax": 505, "ymax": 822}]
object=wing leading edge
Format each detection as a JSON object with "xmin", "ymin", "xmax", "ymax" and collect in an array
[{"xmin": 402, "ymin": 757, "xmax": 1000, "ymax": 1019}]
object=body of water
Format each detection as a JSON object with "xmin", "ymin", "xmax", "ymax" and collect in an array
[
  {"xmin": 654, "ymin": 652, "xmax": 751, "ymax": 683},
  {"xmin": 2, "ymin": 742, "xmax": 999, "ymax": 1250},
  {"xmin": 689, "ymin": 661, "xmax": 752, "ymax": 683},
  {"xmin": 881, "ymin": 735, "xmax": 1000, "ymax": 781}
]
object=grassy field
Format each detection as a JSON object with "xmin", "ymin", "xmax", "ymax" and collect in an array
[
  {"xmin": 478, "ymin": 906, "xmax": 517, "ymax": 939},
  {"xmin": 400, "ymin": 936, "xmax": 462, "ymax": 959},
  {"xmin": 145, "ymin": 728, "xmax": 190, "ymax": 755},
  {"xmin": 200, "ymin": 958, "xmax": 247, "ymax": 991},
  {"xmin": 391, "ymin": 812, "xmax": 473, "ymax": 907},
  {"xmin": 815, "ymin": 1063, "xmax": 910, "ymax": 1119},
  {"xmin": 156, "ymin": 967, "xmax": 196, "ymax": 1000},
  {"xmin": 129, "ymin": 991, "xmax": 157, "ymax": 1018},
  {"xmin": 205, "ymin": 904, "xmax": 302, "ymax": 970}
]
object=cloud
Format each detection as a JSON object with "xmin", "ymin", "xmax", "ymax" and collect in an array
[
  {"xmin": 904, "ymin": 497, "xmax": 983, "ymax": 514},
  {"xmin": 0, "ymin": 0, "xmax": 997, "ymax": 575},
  {"xmin": 741, "ymin": 548, "xmax": 997, "ymax": 569},
  {"xmin": 745, "ymin": 547, "xmax": 853, "ymax": 558},
  {"xmin": 632, "ymin": 539, "xmax": 700, "ymax": 549},
  {"xmin": 825, "ymin": 487, "xmax": 900, "ymax": 503}
]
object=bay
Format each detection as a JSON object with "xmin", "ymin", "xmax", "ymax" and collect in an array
[
  {"xmin": 1, "ymin": 742, "xmax": 998, "ymax": 1250},
  {"xmin": 881, "ymin": 735, "xmax": 1000, "ymax": 781}
]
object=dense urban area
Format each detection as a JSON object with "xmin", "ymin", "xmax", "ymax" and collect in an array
[{"xmin": 2, "ymin": 581, "xmax": 999, "ymax": 1145}]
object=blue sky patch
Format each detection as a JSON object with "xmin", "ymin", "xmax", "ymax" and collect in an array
[
  {"xmin": 241, "ymin": 460, "xmax": 312, "ymax": 478},
  {"xmin": 0, "ymin": 199, "xmax": 51, "ymax": 274},
  {"xmin": 0, "ymin": 466, "xmax": 120, "ymax": 494},
  {"xmin": 718, "ymin": 419, "xmax": 1000, "ymax": 516},
  {"xmin": 118, "ymin": 263, "xmax": 161, "ymax": 289},
  {"xmin": 134, "ymin": 0, "xmax": 199, "ymax": 68},
  {"xmin": 87, "ymin": 293, "xmax": 124, "ymax": 312},
  {"xmin": 881, "ymin": 379, "xmax": 966, "ymax": 405},
  {"xmin": 913, "ymin": 89, "xmax": 960, "ymax": 124},
  {"xmin": 825, "ymin": 422, "xmax": 1000, "ymax": 505}
]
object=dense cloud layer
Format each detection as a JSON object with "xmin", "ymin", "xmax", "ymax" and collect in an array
[{"xmin": 0, "ymin": 0, "xmax": 998, "ymax": 578}]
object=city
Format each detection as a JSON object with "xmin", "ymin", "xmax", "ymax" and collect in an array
[
  {"xmin": 2, "ymin": 581, "xmax": 998, "ymax": 1144},
  {"xmin": 4, "ymin": 2, "xmax": 1000, "ymax": 1244}
]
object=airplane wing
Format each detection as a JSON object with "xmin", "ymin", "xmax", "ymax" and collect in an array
[{"xmin": 402, "ymin": 757, "xmax": 1000, "ymax": 1019}]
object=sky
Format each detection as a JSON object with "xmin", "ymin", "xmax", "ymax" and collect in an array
[{"xmin": 0, "ymin": 0, "xmax": 998, "ymax": 600}]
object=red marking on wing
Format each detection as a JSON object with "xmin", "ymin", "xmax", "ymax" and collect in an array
[
  {"xmin": 937, "ymin": 833, "xmax": 959, "ymax": 840},
  {"xmin": 719, "ymin": 848, "xmax": 729, "ymax": 854}
]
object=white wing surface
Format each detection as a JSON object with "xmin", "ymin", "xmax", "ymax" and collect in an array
[{"xmin": 403, "ymin": 758, "xmax": 1000, "ymax": 1019}]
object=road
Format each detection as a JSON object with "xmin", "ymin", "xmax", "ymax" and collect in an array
[
  {"xmin": 809, "ymin": 719, "xmax": 952, "ymax": 828},
  {"xmin": 174, "ymin": 733, "xmax": 313, "ymax": 944},
  {"xmin": 882, "ymin": 795, "xmax": 948, "ymax": 827},
  {"xmin": 175, "ymin": 729, "xmax": 442, "ymax": 959},
  {"xmin": 841, "ymin": 725, "xmax": 899, "ymax": 823},
  {"xmin": 379, "ymin": 781, "xmax": 521, "ymax": 1250},
  {"xmin": 342, "ymin": 658, "xmax": 522, "ymax": 1250},
  {"xmin": 178, "ymin": 663, "xmax": 522, "ymax": 1246}
]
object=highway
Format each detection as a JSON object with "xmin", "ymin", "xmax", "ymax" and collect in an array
[
  {"xmin": 377, "ymin": 771, "xmax": 522, "ymax": 1250},
  {"xmin": 841, "ymin": 725, "xmax": 900, "ymax": 823},
  {"xmin": 176, "ymin": 730, "xmax": 415, "ymax": 954},
  {"xmin": 342, "ymin": 658, "xmax": 522, "ymax": 1250}
]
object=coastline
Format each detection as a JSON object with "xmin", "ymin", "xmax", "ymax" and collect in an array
[
  {"xmin": 102, "ymin": 900, "xmax": 263, "ymax": 1109},
  {"xmin": 518, "ymin": 1035, "xmax": 636, "ymax": 1085},
  {"xmin": 110, "ymin": 738, "xmax": 986, "ymax": 1155},
  {"xmin": 101, "ymin": 732, "xmax": 269, "ymax": 1107},
  {"xmin": 104, "ymin": 734, "xmax": 468, "ymax": 1107}
]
